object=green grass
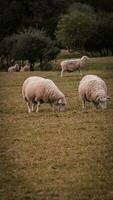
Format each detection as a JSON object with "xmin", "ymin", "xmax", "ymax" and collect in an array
[{"xmin": 0, "ymin": 57, "xmax": 113, "ymax": 200}]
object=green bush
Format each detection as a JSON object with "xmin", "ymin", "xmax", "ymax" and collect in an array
[
  {"xmin": 86, "ymin": 12, "xmax": 113, "ymax": 55},
  {"xmin": 0, "ymin": 28, "xmax": 60, "ymax": 70},
  {"xmin": 56, "ymin": 3, "xmax": 96, "ymax": 51}
]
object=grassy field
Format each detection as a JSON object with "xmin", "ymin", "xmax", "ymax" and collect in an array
[{"xmin": 0, "ymin": 57, "xmax": 113, "ymax": 200}]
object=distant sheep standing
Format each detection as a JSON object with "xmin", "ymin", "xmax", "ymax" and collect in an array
[
  {"xmin": 78, "ymin": 75, "xmax": 110, "ymax": 110},
  {"xmin": 20, "ymin": 65, "xmax": 30, "ymax": 71},
  {"xmin": 61, "ymin": 56, "xmax": 89, "ymax": 77},
  {"xmin": 22, "ymin": 76, "xmax": 66, "ymax": 113},
  {"xmin": 8, "ymin": 64, "xmax": 20, "ymax": 72}
]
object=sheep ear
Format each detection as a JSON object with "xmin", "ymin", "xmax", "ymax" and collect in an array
[
  {"xmin": 58, "ymin": 99, "xmax": 62, "ymax": 104},
  {"xmin": 107, "ymin": 96, "xmax": 111, "ymax": 100},
  {"xmin": 58, "ymin": 98, "xmax": 67, "ymax": 105}
]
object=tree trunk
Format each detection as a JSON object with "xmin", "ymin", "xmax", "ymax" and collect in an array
[{"xmin": 30, "ymin": 63, "xmax": 34, "ymax": 71}]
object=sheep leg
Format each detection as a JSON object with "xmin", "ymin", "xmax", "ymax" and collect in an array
[
  {"xmin": 31, "ymin": 103, "xmax": 36, "ymax": 112},
  {"xmin": 82, "ymin": 99, "xmax": 86, "ymax": 110},
  {"xmin": 27, "ymin": 102, "xmax": 32, "ymax": 113},
  {"xmin": 51, "ymin": 104, "xmax": 55, "ymax": 111},
  {"xmin": 92, "ymin": 101, "xmax": 98, "ymax": 110},
  {"xmin": 36, "ymin": 102, "xmax": 40, "ymax": 112}
]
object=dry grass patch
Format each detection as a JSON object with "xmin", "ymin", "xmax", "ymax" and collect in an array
[{"xmin": 0, "ymin": 57, "xmax": 113, "ymax": 200}]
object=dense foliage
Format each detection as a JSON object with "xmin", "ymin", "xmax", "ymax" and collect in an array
[
  {"xmin": 56, "ymin": 4, "xmax": 96, "ymax": 51},
  {"xmin": 56, "ymin": 4, "xmax": 113, "ymax": 54},
  {"xmin": 0, "ymin": 0, "xmax": 113, "ymax": 40},
  {"xmin": 85, "ymin": 13, "xmax": 113, "ymax": 55},
  {"xmin": 0, "ymin": 0, "xmax": 113, "ymax": 70},
  {"xmin": 0, "ymin": 28, "xmax": 59, "ymax": 69}
]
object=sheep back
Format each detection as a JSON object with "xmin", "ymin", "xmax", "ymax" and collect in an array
[
  {"xmin": 22, "ymin": 76, "xmax": 65, "ymax": 104},
  {"xmin": 61, "ymin": 59, "xmax": 81, "ymax": 71},
  {"xmin": 78, "ymin": 75, "xmax": 107, "ymax": 102}
]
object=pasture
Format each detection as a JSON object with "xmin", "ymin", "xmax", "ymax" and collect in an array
[{"xmin": 0, "ymin": 57, "xmax": 113, "ymax": 200}]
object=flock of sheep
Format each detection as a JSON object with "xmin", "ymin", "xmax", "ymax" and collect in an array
[
  {"xmin": 8, "ymin": 64, "xmax": 30, "ymax": 72},
  {"xmin": 21, "ymin": 56, "xmax": 111, "ymax": 113}
]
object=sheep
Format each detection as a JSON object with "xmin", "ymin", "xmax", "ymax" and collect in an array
[
  {"xmin": 8, "ymin": 64, "xmax": 20, "ymax": 72},
  {"xmin": 22, "ymin": 76, "xmax": 66, "ymax": 113},
  {"xmin": 78, "ymin": 75, "xmax": 111, "ymax": 110},
  {"xmin": 20, "ymin": 65, "xmax": 30, "ymax": 71},
  {"xmin": 61, "ymin": 56, "xmax": 89, "ymax": 77}
]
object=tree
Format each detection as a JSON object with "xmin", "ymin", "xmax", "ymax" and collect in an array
[
  {"xmin": 0, "ymin": 28, "xmax": 60, "ymax": 70},
  {"xmin": 0, "ymin": 0, "xmax": 73, "ymax": 40},
  {"xmin": 85, "ymin": 12, "xmax": 113, "ymax": 55},
  {"xmin": 73, "ymin": 0, "xmax": 113, "ymax": 12},
  {"xmin": 56, "ymin": 3, "xmax": 96, "ymax": 51},
  {"xmin": 0, "ymin": 0, "xmax": 113, "ymax": 41},
  {"xmin": 0, "ymin": 35, "xmax": 17, "ymax": 65}
]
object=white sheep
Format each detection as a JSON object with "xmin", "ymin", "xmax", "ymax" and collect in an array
[
  {"xmin": 78, "ymin": 75, "xmax": 110, "ymax": 110},
  {"xmin": 8, "ymin": 64, "xmax": 20, "ymax": 72},
  {"xmin": 20, "ymin": 65, "xmax": 30, "ymax": 72},
  {"xmin": 22, "ymin": 76, "xmax": 66, "ymax": 113},
  {"xmin": 61, "ymin": 56, "xmax": 89, "ymax": 77}
]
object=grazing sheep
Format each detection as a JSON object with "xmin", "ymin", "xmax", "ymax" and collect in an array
[
  {"xmin": 22, "ymin": 76, "xmax": 66, "ymax": 113},
  {"xmin": 78, "ymin": 75, "xmax": 110, "ymax": 110},
  {"xmin": 61, "ymin": 56, "xmax": 89, "ymax": 77},
  {"xmin": 8, "ymin": 64, "xmax": 20, "ymax": 72},
  {"xmin": 20, "ymin": 65, "xmax": 30, "ymax": 71}
]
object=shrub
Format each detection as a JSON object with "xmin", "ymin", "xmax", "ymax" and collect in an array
[
  {"xmin": 0, "ymin": 28, "xmax": 60, "ymax": 70},
  {"xmin": 56, "ymin": 3, "xmax": 96, "ymax": 51}
]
